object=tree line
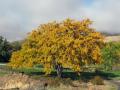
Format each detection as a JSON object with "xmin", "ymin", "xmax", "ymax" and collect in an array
[{"xmin": 0, "ymin": 36, "xmax": 22, "ymax": 62}]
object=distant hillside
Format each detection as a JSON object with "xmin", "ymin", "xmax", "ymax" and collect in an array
[
  {"xmin": 105, "ymin": 36, "xmax": 120, "ymax": 42},
  {"xmin": 101, "ymin": 32, "xmax": 120, "ymax": 36}
]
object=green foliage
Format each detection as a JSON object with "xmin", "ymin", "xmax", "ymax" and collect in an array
[
  {"xmin": 0, "ymin": 36, "xmax": 12, "ymax": 62},
  {"xmin": 10, "ymin": 40, "xmax": 23, "ymax": 52},
  {"xmin": 102, "ymin": 42, "xmax": 120, "ymax": 71},
  {"xmin": 0, "ymin": 36, "xmax": 23, "ymax": 62},
  {"xmin": 90, "ymin": 76, "xmax": 104, "ymax": 85},
  {"xmin": 9, "ymin": 18, "xmax": 104, "ymax": 76}
]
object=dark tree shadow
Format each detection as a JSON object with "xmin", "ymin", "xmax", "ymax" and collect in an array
[
  {"xmin": 14, "ymin": 68, "xmax": 119, "ymax": 82},
  {"xmin": 52, "ymin": 70, "xmax": 119, "ymax": 82}
]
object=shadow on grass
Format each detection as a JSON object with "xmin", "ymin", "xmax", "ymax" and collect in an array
[
  {"xmin": 25, "ymin": 69, "xmax": 119, "ymax": 81},
  {"xmin": 1, "ymin": 65, "xmax": 119, "ymax": 81},
  {"xmin": 61, "ymin": 71, "xmax": 119, "ymax": 82},
  {"xmin": 79, "ymin": 71, "xmax": 119, "ymax": 82}
]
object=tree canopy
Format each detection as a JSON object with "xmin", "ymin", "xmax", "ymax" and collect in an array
[{"xmin": 8, "ymin": 19, "xmax": 104, "ymax": 77}]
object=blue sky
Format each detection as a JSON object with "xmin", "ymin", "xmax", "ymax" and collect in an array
[
  {"xmin": 83, "ymin": 0, "xmax": 94, "ymax": 6},
  {"xmin": 0, "ymin": 0, "xmax": 120, "ymax": 41}
]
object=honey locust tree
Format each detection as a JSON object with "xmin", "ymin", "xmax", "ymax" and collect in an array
[{"xmin": 8, "ymin": 19, "xmax": 104, "ymax": 77}]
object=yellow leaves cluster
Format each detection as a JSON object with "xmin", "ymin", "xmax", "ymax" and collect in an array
[{"xmin": 9, "ymin": 18, "xmax": 104, "ymax": 74}]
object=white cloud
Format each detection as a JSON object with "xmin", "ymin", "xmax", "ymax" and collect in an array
[{"xmin": 0, "ymin": 0, "xmax": 120, "ymax": 41}]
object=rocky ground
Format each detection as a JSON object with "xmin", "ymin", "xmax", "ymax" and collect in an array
[
  {"xmin": 110, "ymin": 80, "xmax": 120, "ymax": 90},
  {"xmin": 0, "ymin": 73, "xmax": 118, "ymax": 90}
]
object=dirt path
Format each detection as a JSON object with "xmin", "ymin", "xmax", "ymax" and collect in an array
[{"xmin": 110, "ymin": 80, "xmax": 120, "ymax": 90}]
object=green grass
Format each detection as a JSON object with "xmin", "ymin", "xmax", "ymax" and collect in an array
[
  {"xmin": 108, "ymin": 71, "xmax": 120, "ymax": 77},
  {"xmin": 14, "ymin": 67, "xmax": 44, "ymax": 75},
  {"xmin": 108, "ymin": 71, "xmax": 120, "ymax": 80},
  {"xmin": 0, "ymin": 64, "xmax": 120, "ymax": 80},
  {"xmin": 0, "ymin": 63, "xmax": 8, "ymax": 76},
  {"xmin": 0, "ymin": 71, "xmax": 8, "ymax": 76}
]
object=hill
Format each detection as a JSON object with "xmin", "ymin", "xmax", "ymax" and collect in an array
[{"xmin": 105, "ymin": 36, "xmax": 120, "ymax": 42}]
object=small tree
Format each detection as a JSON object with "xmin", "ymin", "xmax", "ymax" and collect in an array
[
  {"xmin": 102, "ymin": 42, "xmax": 120, "ymax": 70},
  {"xmin": 8, "ymin": 19, "xmax": 104, "ymax": 77}
]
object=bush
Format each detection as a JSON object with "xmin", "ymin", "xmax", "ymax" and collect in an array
[
  {"xmin": 48, "ymin": 77, "xmax": 73, "ymax": 87},
  {"xmin": 61, "ymin": 78, "xmax": 73, "ymax": 86},
  {"xmin": 90, "ymin": 76, "xmax": 104, "ymax": 85},
  {"xmin": 48, "ymin": 77, "xmax": 61, "ymax": 87}
]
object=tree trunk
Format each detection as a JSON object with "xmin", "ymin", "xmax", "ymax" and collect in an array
[{"xmin": 56, "ymin": 64, "xmax": 63, "ymax": 78}]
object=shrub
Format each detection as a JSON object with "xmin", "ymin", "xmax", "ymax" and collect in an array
[
  {"xmin": 60, "ymin": 78, "xmax": 73, "ymax": 86},
  {"xmin": 48, "ymin": 77, "xmax": 73, "ymax": 87},
  {"xmin": 48, "ymin": 77, "xmax": 61, "ymax": 87},
  {"xmin": 90, "ymin": 76, "xmax": 104, "ymax": 85}
]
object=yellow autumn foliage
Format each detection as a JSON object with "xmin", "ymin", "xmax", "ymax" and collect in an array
[{"xmin": 8, "ymin": 18, "xmax": 104, "ymax": 74}]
